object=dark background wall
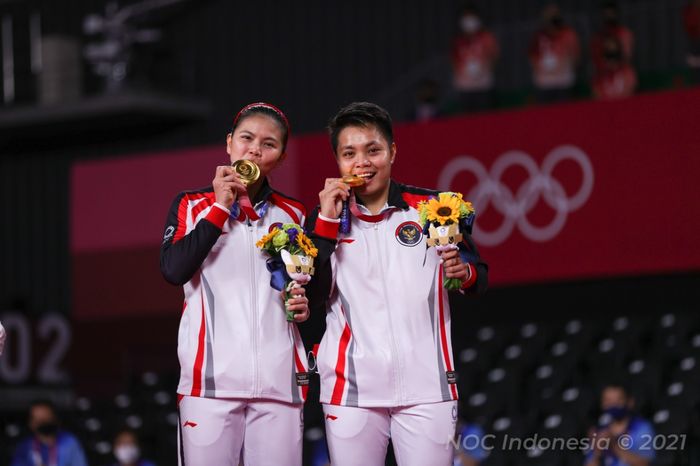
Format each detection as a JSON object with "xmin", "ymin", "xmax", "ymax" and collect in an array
[{"xmin": 0, "ymin": 0, "xmax": 694, "ymax": 317}]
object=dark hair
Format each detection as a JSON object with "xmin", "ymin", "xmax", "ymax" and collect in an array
[
  {"xmin": 114, "ymin": 428, "xmax": 140, "ymax": 445},
  {"xmin": 603, "ymin": 36, "xmax": 622, "ymax": 52},
  {"xmin": 599, "ymin": 381, "xmax": 631, "ymax": 398},
  {"xmin": 459, "ymin": 1, "xmax": 480, "ymax": 17},
  {"xmin": 602, "ymin": 1, "xmax": 619, "ymax": 11},
  {"xmin": 231, "ymin": 102, "xmax": 290, "ymax": 151},
  {"xmin": 328, "ymin": 102, "xmax": 394, "ymax": 154},
  {"xmin": 28, "ymin": 399, "xmax": 58, "ymax": 420}
]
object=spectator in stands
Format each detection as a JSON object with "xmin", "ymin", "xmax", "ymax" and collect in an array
[
  {"xmin": 584, "ymin": 383, "xmax": 655, "ymax": 466},
  {"xmin": 409, "ymin": 78, "xmax": 441, "ymax": 122},
  {"xmin": 592, "ymin": 37, "xmax": 637, "ymax": 99},
  {"xmin": 529, "ymin": 3, "xmax": 580, "ymax": 103},
  {"xmin": 110, "ymin": 428, "xmax": 155, "ymax": 466},
  {"xmin": 591, "ymin": 1, "xmax": 634, "ymax": 75},
  {"xmin": 684, "ymin": 0, "xmax": 700, "ymax": 83},
  {"xmin": 451, "ymin": 3, "xmax": 499, "ymax": 112},
  {"xmin": 11, "ymin": 400, "xmax": 88, "ymax": 466},
  {"xmin": 454, "ymin": 420, "xmax": 488, "ymax": 466}
]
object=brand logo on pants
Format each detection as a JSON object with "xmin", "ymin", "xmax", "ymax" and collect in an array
[
  {"xmin": 183, "ymin": 420, "xmax": 198, "ymax": 428},
  {"xmin": 325, "ymin": 414, "xmax": 338, "ymax": 421}
]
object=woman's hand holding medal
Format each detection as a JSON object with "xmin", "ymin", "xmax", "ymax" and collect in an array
[
  {"xmin": 318, "ymin": 175, "xmax": 365, "ymax": 219},
  {"xmin": 213, "ymin": 165, "xmax": 248, "ymax": 209}
]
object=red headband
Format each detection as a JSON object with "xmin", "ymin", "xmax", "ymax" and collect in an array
[{"xmin": 232, "ymin": 102, "xmax": 290, "ymax": 134}]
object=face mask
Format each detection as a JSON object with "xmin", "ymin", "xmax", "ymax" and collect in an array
[
  {"xmin": 604, "ymin": 16, "xmax": 619, "ymax": 26},
  {"xmin": 606, "ymin": 406, "xmax": 629, "ymax": 420},
  {"xmin": 603, "ymin": 50, "xmax": 622, "ymax": 61},
  {"xmin": 114, "ymin": 444, "xmax": 140, "ymax": 464},
  {"xmin": 460, "ymin": 16, "xmax": 481, "ymax": 34},
  {"xmin": 36, "ymin": 422, "xmax": 59, "ymax": 436},
  {"xmin": 599, "ymin": 406, "xmax": 629, "ymax": 427},
  {"xmin": 549, "ymin": 15, "xmax": 563, "ymax": 28}
]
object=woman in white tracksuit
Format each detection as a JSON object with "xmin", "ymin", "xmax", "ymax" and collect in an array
[
  {"xmin": 160, "ymin": 103, "xmax": 310, "ymax": 466},
  {"xmin": 306, "ymin": 102, "xmax": 488, "ymax": 466}
]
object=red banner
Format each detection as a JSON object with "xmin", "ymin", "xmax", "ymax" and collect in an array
[{"xmin": 71, "ymin": 89, "xmax": 700, "ymax": 319}]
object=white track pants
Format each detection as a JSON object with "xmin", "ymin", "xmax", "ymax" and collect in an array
[
  {"xmin": 178, "ymin": 396, "xmax": 303, "ymax": 466},
  {"xmin": 323, "ymin": 401, "xmax": 457, "ymax": 466}
]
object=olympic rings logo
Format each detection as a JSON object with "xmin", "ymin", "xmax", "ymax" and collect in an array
[{"xmin": 438, "ymin": 145, "xmax": 594, "ymax": 246}]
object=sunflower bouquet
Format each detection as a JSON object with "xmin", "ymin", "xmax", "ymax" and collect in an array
[
  {"xmin": 417, "ymin": 192, "xmax": 475, "ymax": 290},
  {"xmin": 256, "ymin": 223, "xmax": 317, "ymax": 321}
]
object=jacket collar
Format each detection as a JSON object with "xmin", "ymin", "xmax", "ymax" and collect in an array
[
  {"xmin": 354, "ymin": 179, "xmax": 409, "ymax": 211},
  {"xmin": 251, "ymin": 177, "xmax": 273, "ymax": 206},
  {"xmin": 387, "ymin": 180, "xmax": 410, "ymax": 210}
]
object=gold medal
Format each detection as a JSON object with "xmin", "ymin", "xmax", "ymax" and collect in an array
[
  {"xmin": 342, "ymin": 174, "xmax": 365, "ymax": 187},
  {"xmin": 231, "ymin": 160, "xmax": 261, "ymax": 186}
]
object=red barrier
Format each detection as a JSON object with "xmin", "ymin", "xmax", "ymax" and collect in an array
[{"xmin": 72, "ymin": 89, "xmax": 700, "ymax": 319}]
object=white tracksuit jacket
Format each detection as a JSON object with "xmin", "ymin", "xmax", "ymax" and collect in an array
[
  {"xmin": 160, "ymin": 179, "xmax": 309, "ymax": 403},
  {"xmin": 306, "ymin": 180, "xmax": 487, "ymax": 408}
]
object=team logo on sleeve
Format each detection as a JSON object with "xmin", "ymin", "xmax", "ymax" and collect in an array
[
  {"xmin": 163, "ymin": 225, "xmax": 175, "ymax": 243},
  {"xmin": 395, "ymin": 221, "xmax": 422, "ymax": 247},
  {"xmin": 269, "ymin": 222, "xmax": 283, "ymax": 232}
]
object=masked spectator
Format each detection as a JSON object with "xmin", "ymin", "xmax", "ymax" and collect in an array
[
  {"xmin": 451, "ymin": 3, "xmax": 499, "ymax": 112},
  {"xmin": 684, "ymin": 0, "xmax": 700, "ymax": 83},
  {"xmin": 591, "ymin": 2, "xmax": 634, "ymax": 75},
  {"xmin": 529, "ymin": 4, "xmax": 580, "ymax": 103},
  {"xmin": 110, "ymin": 429, "xmax": 156, "ymax": 466},
  {"xmin": 592, "ymin": 37, "xmax": 637, "ymax": 99},
  {"xmin": 584, "ymin": 384, "xmax": 655, "ymax": 466},
  {"xmin": 11, "ymin": 400, "xmax": 88, "ymax": 466}
]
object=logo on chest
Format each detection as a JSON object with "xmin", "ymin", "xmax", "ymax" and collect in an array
[{"xmin": 395, "ymin": 221, "xmax": 423, "ymax": 247}]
